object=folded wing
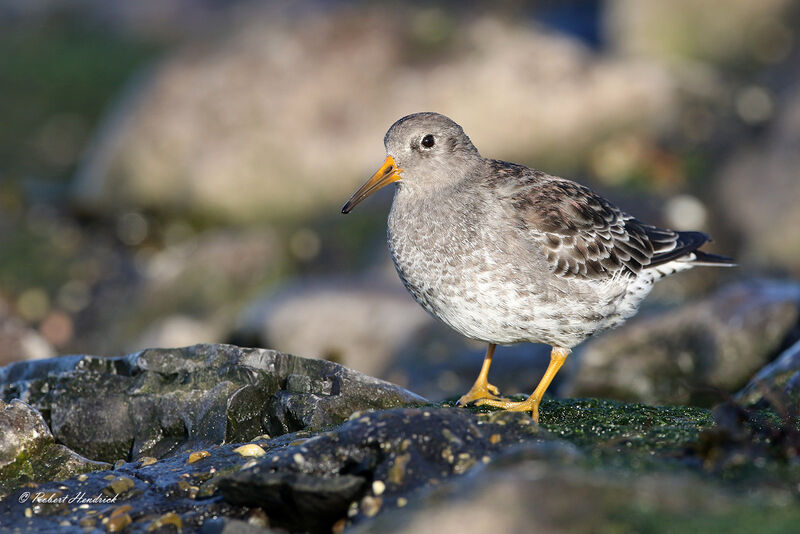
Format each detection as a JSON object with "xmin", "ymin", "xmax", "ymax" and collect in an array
[{"xmin": 502, "ymin": 171, "xmax": 731, "ymax": 279}]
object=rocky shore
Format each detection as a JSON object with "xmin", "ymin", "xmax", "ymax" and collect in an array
[{"xmin": 1, "ymin": 344, "xmax": 800, "ymax": 533}]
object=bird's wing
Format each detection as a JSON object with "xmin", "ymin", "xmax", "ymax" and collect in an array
[{"xmin": 492, "ymin": 166, "xmax": 708, "ymax": 280}]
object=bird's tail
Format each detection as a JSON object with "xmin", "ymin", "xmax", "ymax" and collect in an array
[{"xmin": 691, "ymin": 249, "xmax": 737, "ymax": 267}]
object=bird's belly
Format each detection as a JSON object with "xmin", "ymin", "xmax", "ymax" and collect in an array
[{"xmin": 389, "ymin": 239, "xmax": 614, "ymax": 347}]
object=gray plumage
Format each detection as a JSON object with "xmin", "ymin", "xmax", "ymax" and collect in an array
[{"xmin": 347, "ymin": 112, "xmax": 733, "ymax": 350}]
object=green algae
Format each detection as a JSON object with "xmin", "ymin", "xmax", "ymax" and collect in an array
[
  {"xmin": 608, "ymin": 500, "xmax": 800, "ymax": 534},
  {"xmin": 544, "ymin": 398, "xmax": 714, "ymax": 452},
  {"xmin": 0, "ymin": 442, "xmax": 107, "ymax": 498}
]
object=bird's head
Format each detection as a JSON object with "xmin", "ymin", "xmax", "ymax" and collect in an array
[{"xmin": 342, "ymin": 112, "xmax": 479, "ymax": 213}]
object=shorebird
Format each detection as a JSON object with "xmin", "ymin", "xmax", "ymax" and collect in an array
[{"xmin": 342, "ymin": 112, "xmax": 733, "ymax": 421}]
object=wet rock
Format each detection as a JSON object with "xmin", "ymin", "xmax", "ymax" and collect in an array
[
  {"xmin": 218, "ymin": 408, "xmax": 546, "ymax": 533},
  {"xmin": 0, "ymin": 396, "xmax": 791, "ymax": 533},
  {"xmin": 0, "ymin": 399, "xmax": 108, "ymax": 497},
  {"xmin": 222, "ymin": 472, "xmax": 366, "ymax": 532},
  {"xmin": 71, "ymin": 6, "xmax": 675, "ymax": 223},
  {"xmin": 0, "ymin": 438, "xmax": 262, "ymax": 533},
  {"xmin": 0, "ymin": 344, "xmax": 425, "ymax": 463},
  {"xmin": 201, "ymin": 517, "xmax": 279, "ymax": 534},
  {"xmin": 564, "ymin": 280, "xmax": 800, "ymax": 405}
]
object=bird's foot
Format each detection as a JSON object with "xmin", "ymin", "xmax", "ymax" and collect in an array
[
  {"xmin": 456, "ymin": 382, "xmax": 508, "ymax": 406},
  {"xmin": 474, "ymin": 397, "xmax": 540, "ymax": 422}
]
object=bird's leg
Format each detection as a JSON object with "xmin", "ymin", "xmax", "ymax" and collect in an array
[
  {"xmin": 457, "ymin": 343, "xmax": 506, "ymax": 405},
  {"xmin": 475, "ymin": 346, "xmax": 570, "ymax": 421}
]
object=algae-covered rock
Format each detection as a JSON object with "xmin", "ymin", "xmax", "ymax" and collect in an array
[
  {"xmin": 0, "ymin": 399, "xmax": 108, "ymax": 497},
  {"xmin": 566, "ymin": 280, "xmax": 800, "ymax": 406},
  {"xmin": 0, "ymin": 344, "xmax": 425, "ymax": 463}
]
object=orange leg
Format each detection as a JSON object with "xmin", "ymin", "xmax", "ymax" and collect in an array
[
  {"xmin": 457, "ymin": 343, "xmax": 506, "ymax": 405},
  {"xmin": 475, "ymin": 346, "xmax": 570, "ymax": 421}
]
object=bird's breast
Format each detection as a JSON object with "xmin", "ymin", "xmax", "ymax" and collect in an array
[
  {"xmin": 387, "ymin": 199, "xmax": 467, "ymax": 316},
  {"xmin": 386, "ymin": 192, "xmax": 534, "ymax": 342}
]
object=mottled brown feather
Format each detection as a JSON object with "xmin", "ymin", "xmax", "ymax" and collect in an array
[{"xmin": 485, "ymin": 161, "xmax": 710, "ymax": 280}]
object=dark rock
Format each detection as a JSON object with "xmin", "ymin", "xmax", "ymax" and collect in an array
[
  {"xmin": 0, "ymin": 399, "xmax": 108, "ymax": 497},
  {"xmin": 565, "ymin": 280, "xmax": 800, "ymax": 405},
  {"xmin": 0, "ymin": 344, "xmax": 425, "ymax": 463},
  {"xmin": 201, "ymin": 517, "xmax": 281, "ymax": 534},
  {"xmin": 219, "ymin": 407, "xmax": 546, "ymax": 533},
  {"xmin": 221, "ymin": 472, "xmax": 366, "ymax": 532},
  {"xmin": 0, "ymin": 438, "xmax": 261, "ymax": 533}
]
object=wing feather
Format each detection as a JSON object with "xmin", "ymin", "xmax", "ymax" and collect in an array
[{"xmin": 487, "ymin": 163, "xmax": 713, "ymax": 280}]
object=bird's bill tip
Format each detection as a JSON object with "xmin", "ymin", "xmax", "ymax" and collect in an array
[{"xmin": 341, "ymin": 156, "xmax": 402, "ymax": 214}]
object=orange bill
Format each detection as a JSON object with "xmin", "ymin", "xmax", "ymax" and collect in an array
[{"xmin": 341, "ymin": 156, "xmax": 403, "ymax": 214}]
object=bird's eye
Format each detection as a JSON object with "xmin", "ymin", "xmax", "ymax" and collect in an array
[{"xmin": 421, "ymin": 134, "xmax": 435, "ymax": 148}]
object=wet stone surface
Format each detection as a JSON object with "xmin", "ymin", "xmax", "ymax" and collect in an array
[
  {"xmin": 0, "ymin": 399, "xmax": 108, "ymax": 497},
  {"xmin": 1, "ymin": 345, "xmax": 800, "ymax": 533},
  {"xmin": 219, "ymin": 408, "xmax": 543, "ymax": 532},
  {"xmin": 0, "ymin": 344, "xmax": 425, "ymax": 463}
]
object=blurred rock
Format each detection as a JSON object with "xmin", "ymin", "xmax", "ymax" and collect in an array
[
  {"xmin": 72, "ymin": 5, "xmax": 676, "ymax": 223},
  {"xmin": 357, "ymin": 458, "xmax": 795, "ymax": 534},
  {"xmin": 736, "ymin": 338, "xmax": 800, "ymax": 405},
  {"xmin": 718, "ymin": 66, "xmax": 800, "ymax": 272},
  {"xmin": 0, "ymin": 344, "xmax": 425, "ymax": 463},
  {"xmin": 237, "ymin": 274, "xmax": 433, "ymax": 377},
  {"xmin": 134, "ymin": 314, "xmax": 223, "ymax": 350},
  {"xmin": 71, "ymin": 227, "xmax": 279, "ymax": 355},
  {"xmin": 137, "ymin": 227, "xmax": 279, "ymax": 319},
  {"xmin": 385, "ymin": 324, "xmax": 553, "ymax": 402},
  {"xmin": 607, "ymin": 0, "xmax": 795, "ymax": 66},
  {"xmin": 0, "ymin": 399, "xmax": 108, "ymax": 497},
  {"xmin": 0, "ymin": 304, "xmax": 55, "ymax": 366},
  {"xmin": 564, "ymin": 279, "xmax": 800, "ymax": 405}
]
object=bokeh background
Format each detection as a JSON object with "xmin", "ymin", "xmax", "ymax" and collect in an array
[{"xmin": 2, "ymin": 0, "xmax": 799, "ymax": 403}]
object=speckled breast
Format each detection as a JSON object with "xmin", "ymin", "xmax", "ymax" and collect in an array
[{"xmin": 386, "ymin": 193, "xmax": 548, "ymax": 345}]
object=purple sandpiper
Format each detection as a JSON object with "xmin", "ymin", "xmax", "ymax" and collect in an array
[{"xmin": 342, "ymin": 112, "xmax": 734, "ymax": 421}]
